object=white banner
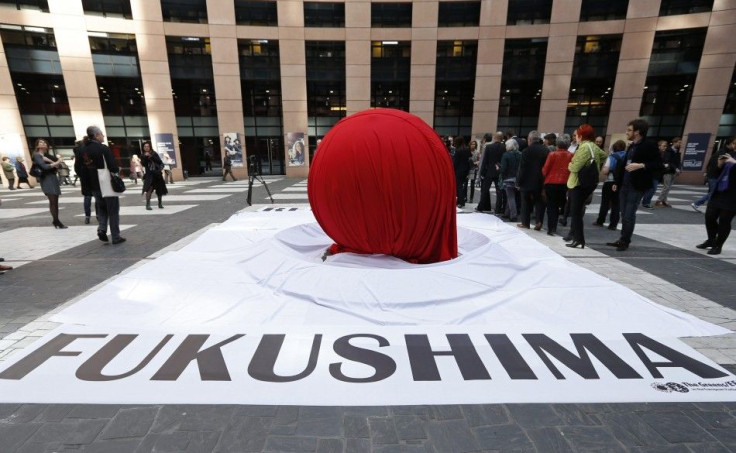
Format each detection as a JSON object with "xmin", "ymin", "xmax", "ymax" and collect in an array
[{"xmin": 0, "ymin": 211, "xmax": 733, "ymax": 404}]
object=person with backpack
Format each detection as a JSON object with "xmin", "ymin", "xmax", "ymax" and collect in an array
[{"xmin": 594, "ymin": 140, "xmax": 627, "ymax": 230}]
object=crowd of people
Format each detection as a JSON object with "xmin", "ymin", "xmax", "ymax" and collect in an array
[{"xmin": 450, "ymin": 118, "xmax": 736, "ymax": 255}]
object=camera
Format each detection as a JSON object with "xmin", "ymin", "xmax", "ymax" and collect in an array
[{"xmin": 248, "ymin": 154, "xmax": 259, "ymax": 175}]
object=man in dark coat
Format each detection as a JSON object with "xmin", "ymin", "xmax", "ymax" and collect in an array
[
  {"xmin": 477, "ymin": 132, "xmax": 506, "ymax": 213},
  {"xmin": 77, "ymin": 126, "xmax": 126, "ymax": 244},
  {"xmin": 516, "ymin": 130, "xmax": 548, "ymax": 229},
  {"xmin": 608, "ymin": 118, "xmax": 663, "ymax": 251}
]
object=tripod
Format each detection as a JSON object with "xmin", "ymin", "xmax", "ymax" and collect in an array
[{"xmin": 246, "ymin": 169, "xmax": 274, "ymax": 206}]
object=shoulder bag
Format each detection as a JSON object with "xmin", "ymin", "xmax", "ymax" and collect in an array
[
  {"xmin": 578, "ymin": 144, "xmax": 599, "ymax": 189},
  {"xmin": 98, "ymin": 155, "xmax": 125, "ymax": 197}
]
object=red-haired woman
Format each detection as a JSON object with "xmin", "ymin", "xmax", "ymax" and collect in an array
[{"xmin": 565, "ymin": 125, "xmax": 607, "ymax": 248}]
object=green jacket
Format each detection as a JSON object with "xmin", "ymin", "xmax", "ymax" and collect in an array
[{"xmin": 567, "ymin": 141, "xmax": 608, "ymax": 189}]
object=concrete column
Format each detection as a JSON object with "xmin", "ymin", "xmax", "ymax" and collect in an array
[
  {"xmin": 537, "ymin": 0, "xmax": 581, "ymax": 133},
  {"xmin": 471, "ymin": 0, "xmax": 507, "ymax": 136},
  {"xmin": 345, "ymin": 0, "xmax": 370, "ymax": 116},
  {"xmin": 279, "ymin": 0, "xmax": 309, "ymax": 178},
  {"xmin": 679, "ymin": 3, "xmax": 736, "ymax": 184},
  {"xmin": 131, "ymin": 0, "xmax": 182, "ymax": 181},
  {"xmin": 48, "ymin": 0, "xmax": 104, "ymax": 141},
  {"xmin": 208, "ymin": 0, "xmax": 247, "ymax": 179},
  {"xmin": 0, "ymin": 41, "xmax": 31, "ymax": 188},
  {"xmin": 409, "ymin": 1, "xmax": 438, "ymax": 126},
  {"xmin": 606, "ymin": 1, "xmax": 660, "ymax": 143}
]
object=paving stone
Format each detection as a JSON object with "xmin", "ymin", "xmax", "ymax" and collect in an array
[
  {"xmin": 552, "ymin": 404, "xmax": 602, "ymax": 426},
  {"xmin": 15, "ymin": 442, "xmax": 65, "ymax": 453},
  {"xmin": 184, "ymin": 431, "xmax": 221, "ymax": 453},
  {"xmin": 706, "ymin": 427, "xmax": 736, "ymax": 444},
  {"xmin": 373, "ymin": 445, "xmax": 430, "ymax": 453},
  {"xmin": 0, "ymin": 403, "xmax": 22, "ymax": 420},
  {"xmin": 274, "ymin": 406, "xmax": 300, "ymax": 427},
  {"xmin": 687, "ymin": 410, "xmax": 736, "ymax": 429},
  {"xmin": 507, "ymin": 404, "xmax": 564, "ymax": 427},
  {"xmin": 346, "ymin": 437, "xmax": 371, "ymax": 453},
  {"xmin": 29, "ymin": 419, "xmax": 107, "ymax": 445},
  {"xmin": 344, "ymin": 414, "xmax": 370, "ymax": 438},
  {"xmin": 6, "ymin": 404, "xmax": 46, "ymax": 423},
  {"xmin": 218, "ymin": 416, "xmax": 272, "ymax": 452},
  {"xmin": 0, "ymin": 424, "xmax": 42, "ymax": 451},
  {"xmin": 640, "ymin": 412, "xmax": 715, "ymax": 444},
  {"xmin": 233, "ymin": 405, "xmax": 278, "ymax": 417},
  {"xmin": 179, "ymin": 405, "xmax": 236, "ymax": 431},
  {"xmin": 67, "ymin": 404, "xmax": 122, "ymax": 419},
  {"xmin": 263, "ymin": 435, "xmax": 318, "ymax": 452},
  {"xmin": 628, "ymin": 446, "xmax": 690, "ymax": 453},
  {"xmin": 134, "ymin": 432, "xmax": 190, "ymax": 453},
  {"xmin": 296, "ymin": 413, "xmax": 343, "ymax": 437},
  {"xmin": 390, "ymin": 406, "xmax": 432, "ymax": 417},
  {"xmin": 474, "ymin": 424, "xmax": 533, "ymax": 452},
  {"xmin": 682, "ymin": 443, "xmax": 733, "ymax": 453},
  {"xmin": 300, "ymin": 407, "xmax": 344, "ymax": 419},
  {"xmin": 150, "ymin": 405, "xmax": 190, "ymax": 434},
  {"xmin": 559, "ymin": 426, "xmax": 626, "ymax": 451},
  {"xmin": 82, "ymin": 439, "xmax": 143, "ymax": 452},
  {"xmin": 425, "ymin": 419, "xmax": 480, "ymax": 453},
  {"xmin": 599, "ymin": 412, "xmax": 667, "ymax": 447},
  {"xmin": 432, "ymin": 405, "xmax": 464, "ymax": 420},
  {"xmin": 525, "ymin": 427, "xmax": 573, "ymax": 453},
  {"xmin": 461, "ymin": 405, "xmax": 509, "ymax": 427},
  {"xmin": 369, "ymin": 416, "xmax": 399, "ymax": 444},
  {"xmin": 345, "ymin": 406, "xmax": 389, "ymax": 416},
  {"xmin": 394, "ymin": 415, "xmax": 428, "ymax": 441},
  {"xmin": 99, "ymin": 406, "xmax": 158, "ymax": 440},
  {"xmin": 316, "ymin": 438, "xmax": 343, "ymax": 453}
]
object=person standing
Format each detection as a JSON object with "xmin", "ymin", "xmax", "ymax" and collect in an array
[
  {"xmin": 696, "ymin": 151, "xmax": 736, "ymax": 255},
  {"xmin": 32, "ymin": 138, "xmax": 67, "ymax": 228},
  {"xmin": 14, "ymin": 157, "xmax": 33, "ymax": 189},
  {"xmin": 223, "ymin": 154, "xmax": 236, "ymax": 181},
  {"xmin": 452, "ymin": 136, "xmax": 472, "ymax": 208},
  {"xmin": 477, "ymin": 132, "xmax": 506, "ymax": 214},
  {"xmin": 162, "ymin": 152, "xmax": 175, "ymax": 184},
  {"xmin": 565, "ymin": 125, "xmax": 607, "ymax": 248},
  {"xmin": 141, "ymin": 141, "xmax": 167, "ymax": 210},
  {"xmin": 655, "ymin": 137, "xmax": 682, "ymax": 207},
  {"xmin": 2, "ymin": 156, "xmax": 16, "ymax": 190},
  {"xmin": 692, "ymin": 137, "xmax": 736, "ymax": 212},
  {"xmin": 607, "ymin": 119, "xmax": 663, "ymax": 251},
  {"xmin": 204, "ymin": 151, "xmax": 212, "ymax": 171},
  {"xmin": 516, "ymin": 130, "xmax": 548, "ymax": 230},
  {"xmin": 542, "ymin": 133, "xmax": 573, "ymax": 236},
  {"xmin": 499, "ymin": 139, "xmax": 522, "ymax": 222},
  {"xmin": 73, "ymin": 140, "xmax": 95, "ymax": 224},
  {"xmin": 129, "ymin": 153, "xmax": 143, "ymax": 185},
  {"xmin": 594, "ymin": 140, "xmax": 627, "ymax": 230},
  {"xmin": 79, "ymin": 126, "xmax": 125, "ymax": 244},
  {"xmin": 467, "ymin": 139, "xmax": 481, "ymax": 204}
]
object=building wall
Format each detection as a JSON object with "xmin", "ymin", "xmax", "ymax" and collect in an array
[{"xmin": 0, "ymin": 0, "xmax": 734, "ymax": 183}]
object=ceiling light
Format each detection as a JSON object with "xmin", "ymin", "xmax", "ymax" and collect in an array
[
  {"xmin": 382, "ymin": 41, "xmax": 398, "ymax": 45},
  {"xmin": 88, "ymin": 31, "xmax": 108, "ymax": 38},
  {"xmin": 683, "ymin": 84, "xmax": 689, "ymax": 88},
  {"xmin": 53, "ymin": 84, "xmax": 59, "ymax": 88},
  {"xmin": 571, "ymin": 88, "xmax": 576, "ymax": 92}
]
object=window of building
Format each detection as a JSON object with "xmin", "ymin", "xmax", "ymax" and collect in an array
[
  {"xmin": 579, "ymin": 0, "xmax": 628, "ymax": 21},
  {"xmin": 167, "ymin": 37, "xmax": 215, "ymax": 117},
  {"xmin": 434, "ymin": 40, "xmax": 477, "ymax": 137},
  {"xmin": 437, "ymin": 1, "xmax": 480, "ymax": 27},
  {"xmin": 161, "ymin": 0, "xmax": 208, "ymax": 24},
  {"xmin": 82, "ymin": 0, "xmax": 132, "ymax": 19},
  {"xmin": 235, "ymin": 0, "xmax": 278, "ymax": 26},
  {"xmin": 304, "ymin": 2, "xmax": 344, "ymax": 27},
  {"xmin": 371, "ymin": 2, "xmax": 411, "ymax": 28},
  {"xmin": 641, "ymin": 28, "xmax": 707, "ymax": 140},
  {"xmin": 659, "ymin": 0, "xmax": 713, "ymax": 16},
  {"xmin": 89, "ymin": 32, "xmax": 137, "ymax": 55},
  {"xmin": 371, "ymin": 41, "xmax": 410, "ymax": 111},
  {"xmin": 0, "ymin": 25, "xmax": 55, "ymax": 49},
  {"xmin": 507, "ymin": 0, "xmax": 552, "ymax": 25},
  {"xmin": 306, "ymin": 41, "xmax": 345, "ymax": 161},
  {"xmin": 716, "ymin": 66, "xmax": 736, "ymax": 150},
  {"xmin": 0, "ymin": 0, "xmax": 48, "ymax": 12},
  {"xmin": 498, "ymin": 38, "xmax": 548, "ymax": 134},
  {"xmin": 566, "ymin": 35, "xmax": 622, "ymax": 136}
]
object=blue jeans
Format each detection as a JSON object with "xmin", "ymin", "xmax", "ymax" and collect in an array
[
  {"xmin": 619, "ymin": 182, "xmax": 645, "ymax": 245},
  {"xmin": 641, "ymin": 179, "xmax": 658, "ymax": 206},
  {"xmin": 83, "ymin": 195, "xmax": 92, "ymax": 218},
  {"xmin": 694, "ymin": 178, "xmax": 718, "ymax": 207}
]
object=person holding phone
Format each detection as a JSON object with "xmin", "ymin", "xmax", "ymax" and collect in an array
[{"xmin": 696, "ymin": 148, "xmax": 736, "ymax": 255}]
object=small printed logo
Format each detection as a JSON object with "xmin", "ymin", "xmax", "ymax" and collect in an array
[{"xmin": 651, "ymin": 382, "xmax": 690, "ymax": 393}]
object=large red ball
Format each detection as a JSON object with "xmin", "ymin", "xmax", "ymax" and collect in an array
[{"xmin": 308, "ymin": 109, "xmax": 458, "ymax": 264}]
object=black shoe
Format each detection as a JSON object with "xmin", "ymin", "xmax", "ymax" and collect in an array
[
  {"xmin": 707, "ymin": 246, "xmax": 722, "ymax": 255},
  {"xmin": 112, "ymin": 237, "xmax": 127, "ymax": 245},
  {"xmin": 592, "ymin": 221, "xmax": 604, "ymax": 227},
  {"xmin": 562, "ymin": 236, "xmax": 573, "ymax": 242},
  {"xmin": 616, "ymin": 243, "xmax": 629, "ymax": 252},
  {"xmin": 696, "ymin": 240, "xmax": 714, "ymax": 249},
  {"xmin": 97, "ymin": 231, "xmax": 109, "ymax": 242},
  {"xmin": 547, "ymin": 230, "xmax": 556, "ymax": 236},
  {"xmin": 607, "ymin": 225, "xmax": 617, "ymax": 230},
  {"xmin": 606, "ymin": 240, "xmax": 623, "ymax": 247},
  {"xmin": 85, "ymin": 217, "xmax": 90, "ymax": 224},
  {"xmin": 566, "ymin": 240, "xmax": 585, "ymax": 249},
  {"xmin": 52, "ymin": 220, "xmax": 68, "ymax": 229}
]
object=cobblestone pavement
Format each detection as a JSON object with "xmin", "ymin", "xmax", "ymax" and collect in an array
[{"xmin": 1, "ymin": 178, "xmax": 735, "ymax": 452}]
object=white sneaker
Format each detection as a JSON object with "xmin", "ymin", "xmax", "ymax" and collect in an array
[{"xmin": 691, "ymin": 203, "xmax": 701, "ymax": 212}]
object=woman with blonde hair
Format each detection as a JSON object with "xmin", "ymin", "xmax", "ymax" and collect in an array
[{"xmin": 32, "ymin": 138, "xmax": 67, "ymax": 228}]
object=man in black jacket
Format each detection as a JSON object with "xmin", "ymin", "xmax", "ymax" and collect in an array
[
  {"xmin": 516, "ymin": 130, "xmax": 548, "ymax": 229},
  {"xmin": 477, "ymin": 132, "xmax": 506, "ymax": 213},
  {"xmin": 607, "ymin": 119, "xmax": 663, "ymax": 251},
  {"xmin": 77, "ymin": 126, "xmax": 126, "ymax": 245}
]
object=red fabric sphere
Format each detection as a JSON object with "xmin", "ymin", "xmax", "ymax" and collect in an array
[{"xmin": 308, "ymin": 108, "xmax": 458, "ymax": 264}]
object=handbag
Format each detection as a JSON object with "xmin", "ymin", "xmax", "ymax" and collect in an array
[
  {"xmin": 578, "ymin": 145, "xmax": 599, "ymax": 189},
  {"xmin": 29, "ymin": 162, "xmax": 44, "ymax": 178},
  {"xmin": 97, "ymin": 155, "xmax": 125, "ymax": 197}
]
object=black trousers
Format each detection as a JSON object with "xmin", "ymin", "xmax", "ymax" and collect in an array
[
  {"xmin": 596, "ymin": 181, "xmax": 620, "ymax": 228},
  {"xmin": 520, "ymin": 188, "xmax": 545, "ymax": 227},
  {"xmin": 569, "ymin": 185, "xmax": 596, "ymax": 243},
  {"xmin": 545, "ymin": 183, "xmax": 567, "ymax": 233},
  {"xmin": 705, "ymin": 205, "xmax": 736, "ymax": 248}
]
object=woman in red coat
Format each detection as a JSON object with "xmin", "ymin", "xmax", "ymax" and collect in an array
[{"xmin": 541, "ymin": 133, "xmax": 572, "ymax": 236}]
